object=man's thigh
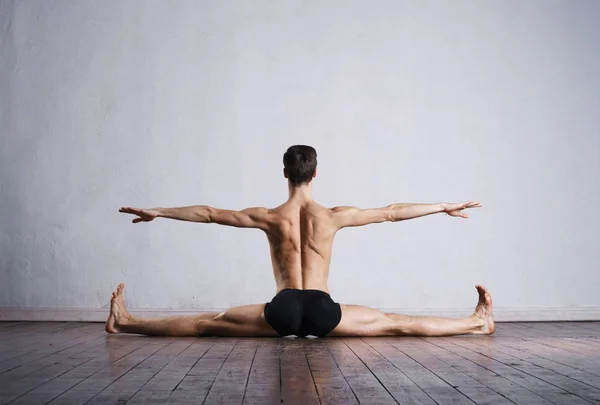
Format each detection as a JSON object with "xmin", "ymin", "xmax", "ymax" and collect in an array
[
  {"xmin": 208, "ymin": 304, "xmax": 279, "ymax": 337},
  {"xmin": 329, "ymin": 304, "xmax": 396, "ymax": 337}
]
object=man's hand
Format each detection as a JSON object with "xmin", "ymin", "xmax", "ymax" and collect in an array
[
  {"xmin": 441, "ymin": 201, "xmax": 482, "ymax": 218},
  {"xmin": 119, "ymin": 207, "xmax": 161, "ymax": 223}
]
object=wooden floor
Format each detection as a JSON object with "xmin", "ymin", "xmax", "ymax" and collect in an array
[{"xmin": 0, "ymin": 322, "xmax": 599, "ymax": 404}]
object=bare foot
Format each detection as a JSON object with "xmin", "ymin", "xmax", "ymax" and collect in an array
[
  {"xmin": 105, "ymin": 283, "xmax": 132, "ymax": 334},
  {"xmin": 473, "ymin": 284, "xmax": 495, "ymax": 335}
]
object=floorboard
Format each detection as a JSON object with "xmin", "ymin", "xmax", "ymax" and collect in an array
[
  {"xmin": 0, "ymin": 321, "xmax": 599, "ymax": 404},
  {"xmin": 243, "ymin": 339, "xmax": 281, "ymax": 405},
  {"xmin": 304, "ymin": 339, "xmax": 358, "ymax": 405},
  {"xmin": 280, "ymin": 338, "xmax": 320, "ymax": 405}
]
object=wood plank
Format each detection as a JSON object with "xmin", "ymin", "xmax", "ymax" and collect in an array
[
  {"xmin": 485, "ymin": 335, "xmax": 600, "ymax": 375},
  {"xmin": 435, "ymin": 337, "xmax": 592, "ymax": 405},
  {"xmin": 279, "ymin": 338, "xmax": 320, "ymax": 405},
  {"xmin": 0, "ymin": 329, "xmax": 110, "ymax": 403},
  {"xmin": 47, "ymin": 338, "xmax": 173, "ymax": 405},
  {"xmin": 565, "ymin": 337, "xmax": 600, "ymax": 351},
  {"xmin": 518, "ymin": 322, "xmax": 600, "ymax": 338},
  {"xmin": 385, "ymin": 337, "xmax": 512, "ymax": 405},
  {"xmin": 0, "ymin": 322, "xmax": 27, "ymax": 329},
  {"xmin": 85, "ymin": 339, "xmax": 193, "ymax": 404},
  {"xmin": 0, "ymin": 329, "xmax": 106, "ymax": 385},
  {"xmin": 421, "ymin": 337, "xmax": 554, "ymax": 405},
  {"xmin": 7, "ymin": 336, "xmax": 151, "ymax": 404},
  {"xmin": 324, "ymin": 339, "xmax": 397, "ymax": 404},
  {"xmin": 126, "ymin": 390, "xmax": 173, "ymax": 404},
  {"xmin": 0, "ymin": 322, "xmax": 71, "ymax": 338},
  {"xmin": 0, "ymin": 323, "xmax": 87, "ymax": 351},
  {"xmin": 0, "ymin": 322, "xmax": 55, "ymax": 347},
  {"xmin": 242, "ymin": 338, "xmax": 282, "ymax": 405},
  {"xmin": 447, "ymin": 336, "xmax": 600, "ymax": 404},
  {"xmin": 302, "ymin": 339, "xmax": 358, "ymax": 405},
  {"xmin": 168, "ymin": 337, "xmax": 239, "ymax": 403},
  {"xmin": 367, "ymin": 339, "xmax": 475, "ymax": 404},
  {"xmin": 344, "ymin": 338, "xmax": 435, "ymax": 405},
  {"xmin": 139, "ymin": 338, "xmax": 216, "ymax": 392},
  {"xmin": 0, "ymin": 323, "xmax": 104, "ymax": 373},
  {"xmin": 0, "ymin": 322, "xmax": 598, "ymax": 405},
  {"xmin": 505, "ymin": 324, "xmax": 600, "ymax": 359},
  {"xmin": 468, "ymin": 335, "xmax": 600, "ymax": 387},
  {"xmin": 201, "ymin": 339, "xmax": 258, "ymax": 404},
  {"xmin": 539, "ymin": 336, "xmax": 600, "ymax": 359},
  {"xmin": 0, "ymin": 323, "xmax": 88, "ymax": 358},
  {"xmin": 495, "ymin": 324, "xmax": 542, "ymax": 339},
  {"xmin": 516, "ymin": 323, "xmax": 576, "ymax": 337}
]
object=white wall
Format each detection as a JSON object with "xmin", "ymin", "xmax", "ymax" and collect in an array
[{"xmin": 1, "ymin": 0, "xmax": 599, "ymax": 321}]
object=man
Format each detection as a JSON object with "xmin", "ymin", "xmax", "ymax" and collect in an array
[{"xmin": 108, "ymin": 145, "xmax": 494, "ymax": 337}]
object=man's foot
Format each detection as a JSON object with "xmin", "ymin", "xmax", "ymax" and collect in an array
[
  {"xmin": 105, "ymin": 283, "xmax": 132, "ymax": 334},
  {"xmin": 473, "ymin": 284, "xmax": 495, "ymax": 335}
]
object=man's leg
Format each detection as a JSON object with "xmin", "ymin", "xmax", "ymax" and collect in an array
[
  {"xmin": 329, "ymin": 285, "xmax": 495, "ymax": 337},
  {"xmin": 105, "ymin": 283, "xmax": 278, "ymax": 337}
]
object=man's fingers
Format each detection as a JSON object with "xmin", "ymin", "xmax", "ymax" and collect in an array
[
  {"xmin": 132, "ymin": 217, "xmax": 142, "ymax": 223},
  {"xmin": 120, "ymin": 207, "xmax": 142, "ymax": 215},
  {"xmin": 454, "ymin": 201, "xmax": 481, "ymax": 210},
  {"xmin": 465, "ymin": 201, "xmax": 482, "ymax": 209}
]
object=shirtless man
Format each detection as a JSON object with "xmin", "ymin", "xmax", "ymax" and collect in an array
[{"xmin": 107, "ymin": 145, "xmax": 494, "ymax": 337}]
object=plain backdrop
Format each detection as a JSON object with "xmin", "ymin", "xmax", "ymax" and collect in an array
[{"xmin": 1, "ymin": 0, "xmax": 599, "ymax": 319}]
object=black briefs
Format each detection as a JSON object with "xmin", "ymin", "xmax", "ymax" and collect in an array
[{"xmin": 264, "ymin": 289, "xmax": 342, "ymax": 337}]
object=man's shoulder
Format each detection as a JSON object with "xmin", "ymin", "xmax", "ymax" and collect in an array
[
  {"xmin": 307, "ymin": 202, "xmax": 350, "ymax": 219},
  {"xmin": 329, "ymin": 205, "xmax": 357, "ymax": 215}
]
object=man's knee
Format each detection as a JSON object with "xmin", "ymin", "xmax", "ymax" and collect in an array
[
  {"xmin": 386, "ymin": 314, "xmax": 415, "ymax": 336},
  {"xmin": 195, "ymin": 312, "xmax": 224, "ymax": 336},
  {"xmin": 387, "ymin": 313, "xmax": 411, "ymax": 322},
  {"xmin": 213, "ymin": 311, "xmax": 227, "ymax": 321}
]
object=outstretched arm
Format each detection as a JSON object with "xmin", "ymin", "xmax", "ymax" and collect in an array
[
  {"xmin": 119, "ymin": 206, "xmax": 272, "ymax": 230},
  {"xmin": 332, "ymin": 201, "xmax": 481, "ymax": 229}
]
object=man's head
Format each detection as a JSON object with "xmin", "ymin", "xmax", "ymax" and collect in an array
[{"xmin": 283, "ymin": 145, "xmax": 317, "ymax": 186}]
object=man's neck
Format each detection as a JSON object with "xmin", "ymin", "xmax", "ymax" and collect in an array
[{"xmin": 287, "ymin": 182, "xmax": 313, "ymax": 203}]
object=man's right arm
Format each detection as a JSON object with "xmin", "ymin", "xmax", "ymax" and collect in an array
[
  {"xmin": 119, "ymin": 205, "xmax": 272, "ymax": 231},
  {"xmin": 331, "ymin": 201, "xmax": 481, "ymax": 229}
]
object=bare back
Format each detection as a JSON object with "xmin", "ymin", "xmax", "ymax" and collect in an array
[
  {"xmin": 265, "ymin": 201, "xmax": 338, "ymax": 293},
  {"xmin": 122, "ymin": 190, "xmax": 467, "ymax": 295}
]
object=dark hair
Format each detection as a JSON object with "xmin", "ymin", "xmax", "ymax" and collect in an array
[{"xmin": 283, "ymin": 145, "xmax": 317, "ymax": 186}]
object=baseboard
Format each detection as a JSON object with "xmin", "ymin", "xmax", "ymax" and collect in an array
[{"xmin": 1, "ymin": 307, "xmax": 599, "ymax": 322}]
